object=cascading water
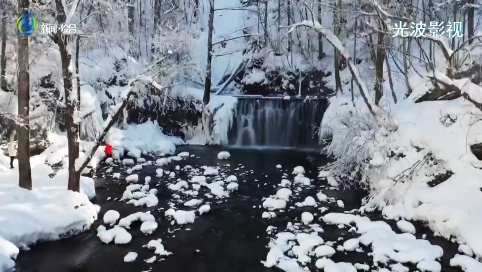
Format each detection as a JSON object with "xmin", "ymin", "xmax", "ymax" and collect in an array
[{"xmin": 228, "ymin": 97, "xmax": 328, "ymax": 148}]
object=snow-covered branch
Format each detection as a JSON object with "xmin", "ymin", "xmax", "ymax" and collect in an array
[
  {"xmin": 75, "ymin": 75, "xmax": 168, "ymax": 174},
  {"xmin": 286, "ymin": 20, "xmax": 376, "ymax": 117}
]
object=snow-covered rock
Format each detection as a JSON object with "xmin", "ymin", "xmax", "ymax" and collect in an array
[
  {"xmin": 103, "ymin": 210, "xmax": 120, "ymax": 226},
  {"xmin": 217, "ymin": 151, "xmax": 230, "ymax": 160},
  {"xmin": 124, "ymin": 252, "xmax": 138, "ymax": 262}
]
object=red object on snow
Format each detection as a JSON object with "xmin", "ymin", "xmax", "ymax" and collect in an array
[{"xmin": 105, "ymin": 144, "xmax": 113, "ymax": 156}]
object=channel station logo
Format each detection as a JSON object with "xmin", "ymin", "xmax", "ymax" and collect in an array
[{"xmin": 16, "ymin": 10, "xmax": 39, "ymax": 36}]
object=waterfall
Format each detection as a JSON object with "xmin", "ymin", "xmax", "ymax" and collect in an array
[{"xmin": 228, "ymin": 97, "xmax": 328, "ymax": 148}]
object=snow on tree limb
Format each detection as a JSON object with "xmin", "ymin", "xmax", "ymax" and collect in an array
[
  {"xmin": 65, "ymin": 0, "xmax": 81, "ymax": 25},
  {"xmin": 286, "ymin": 20, "xmax": 376, "ymax": 117},
  {"xmin": 75, "ymin": 76, "xmax": 166, "ymax": 174}
]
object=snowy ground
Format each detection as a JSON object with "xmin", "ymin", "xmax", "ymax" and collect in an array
[
  {"xmin": 0, "ymin": 153, "xmax": 98, "ymax": 271},
  {"xmin": 11, "ymin": 146, "xmax": 479, "ymax": 272},
  {"xmin": 320, "ymin": 89, "xmax": 482, "ymax": 270}
]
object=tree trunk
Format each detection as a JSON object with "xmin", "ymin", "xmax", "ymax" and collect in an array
[
  {"xmin": 194, "ymin": 0, "xmax": 199, "ymax": 17},
  {"xmin": 264, "ymin": 0, "xmax": 268, "ymax": 47},
  {"xmin": 128, "ymin": 0, "xmax": 135, "ymax": 56},
  {"xmin": 77, "ymin": 91, "xmax": 134, "ymax": 175},
  {"xmin": 277, "ymin": 0, "xmax": 281, "ymax": 52},
  {"xmin": 468, "ymin": 0, "xmax": 474, "ymax": 43},
  {"xmin": 1, "ymin": 11, "xmax": 7, "ymax": 91},
  {"xmin": 333, "ymin": 0, "xmax": 342, "ymax": 94},
  {"xmin": 374, "ymin": 28, "xmax": 386, "ymax": 105},
  {"xmin": 75, "ymin": 35, "xmax": 81, "ymax": 138},
  {"xmin": 385, "ymin": 52, "xmax": 397, "ymax": 104},
  {"xmin": 403, "ymin": 38, "xmax": 412, "ymax": 97},
  {"xmin": 287, "ymin": 0, "xmax": 291, "ymax": 52},
  {"xmin": 138, "ymin": 0, "xmax": 142, "ymax": 59},
  {"xmin": 17, "ymin": 1, "xmax": 32, "ymax": 190},
  {"xmin": 203, "ymin": 0, "xmax": 214, "ymax": 105},
  {"xmin": 152, "ymin": 0, "xmax": 162, "ymax": 57},
  {"xmin": 317, "ymin": 0, "xmax": 324, "ymax": 60},
  {"xmin": 351, "ymin": 18, "xmax": 357, "ymax": 104},
  {"xmin": 55, "ymin": 0, "xmax": 79, "ymax": 192}
]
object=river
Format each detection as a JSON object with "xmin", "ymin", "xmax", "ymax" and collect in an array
[{"xmin": 15, "ymin": 146, "xmax": 462, "ymax": 272}]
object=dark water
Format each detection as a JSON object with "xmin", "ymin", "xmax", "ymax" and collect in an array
[{"xmin": 14, "ymin": 146, "xmax": 462, "ymax": 272}]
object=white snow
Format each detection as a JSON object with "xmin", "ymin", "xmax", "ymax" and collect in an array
[
  {"xmin": 450, "ymin": 254, "xmax": 482, "ymax": 271},
  {"xmin": 118, "ymin": 212, "xmax": 156, "ymax": 229},
  {"xmin": 122, "ymin": 159, "xmax": 135, "ymax": 165},
  {"xmin": 314, "ymin": 245, "xmax": 336, "ymax": 257},
  {"xmin": 107, "ymin": 121, "xmax": 183, "ymax": 157},
  {"xmin": 184, "ymin": 199, "xmax": 203, "ymax": 207},
  {"xmin": 296, "ymin": 196, "xmax": 317, "ymax": 207},
  {"xmin": 342, "ymin": 238, "xmax": 359, "ymax": 251},
  {"xmin": 204, "ymin": 181, "xmax": 229, "ymax": 198},
  {"xmin": 336, "ymin": 200, "xmax": 345, "ymax": 208},
  {"xmin": 103, "ymin": 210, "xmax": 120, "ymax": 226},
  {"xmin": 263, "ymin": 198, "xmax": 287, "ymax": 210},
  {"xmin": 318, "ymin": 170, "xmax": 330, "ymax": 178},
  {"xmin": 203, "ymin": 166, "xmax": 219, "ymax": 176},
  {"xmin": 169, "ymin": 180, "xmax": 189, "ymax": 191},
  {"xmin": 226, "ymin": 182, "xmax": 239, "ymax": 191},
  {"xmin": 125, "ymin": 174, "xmax": 139, "ymax": 183},
  {"xmin": 140, "ymin": 221, "xmax": 158, "ymax": 235},
  {"xmin": 292, "ymin": 166, "xmax": 305, "ymax": 175},
  {"xmin": 416, "ymin": 260, "xmax": 441, "ymax": 272},
  {"xmin": 262, "ymin": 212, "xmax": 277, "ymax": 219},
  {"xmin": 397, "ymin": 220, "xmax": 416, "ymax": 234},
  {"xmin": 315, "ymin": 258, "xmax": 357, "ymax": 271},
  {"xmin": 226, "ymin": 175, "xmax": 237, "ymax": 182},
  {"xmin": 301, "ymin": 212, "xmax": 314, "ymax": 224},
  {"xmin": 280, "ymin": 179, "xmax": 291, "ymax": 187},
  {"xmin": 156, "ymin": 158, "xmax": 169, "ymax": 166},
  {"xmin": 0, "ymin": 163, "xmax": 98, "ymax": 270},
  {"xmin": 322, "ymin": 213, "xmax": 444, "ymax": 266},
  {"xmin": 178, "ymin": 152, "xmax": 190, "ymax": 157},
  {"xmin": 165, "ymin": 209, "xmax": 196, "ymax": 225},
  {"xmin": 145, "ymin": 239, "xmax": 172, "ymax": 256},
  {"xmin": 198, "ymin": 204, "xmax": 211, "ymax": 215},
  {"xmin": 276, "ymin": 164, "xmax": 282, "ymax": 169},
  {"xmin": 97, "ymin": 226, "xmax": 132, "ymax": 244},
  {"xmin": 316, "ymin": 192, "xmax": 328, "ymax": 202},
  {"xmin": 124, "ymin": 252, "xmax": 138, "ymax": 262},
  {"xmin": 191, "ymin": 176, "xmax": 207, "ymax": 183},
  {"xmin": 458, "ymin": 244, "xmax": 474, "ymax": 256},
  {"xmin": 293, "ymin": 174, "xmax": 311, "ymax": 186},
  {"xmin": 276, "ymin": 188, "xmax": 292, "ymax": 201},
  {"xmin": 217, "ymin": 151, "xmax": 230, "ymax": 160}
]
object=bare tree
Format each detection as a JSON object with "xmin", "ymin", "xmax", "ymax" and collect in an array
[
  {"xmin": 333, "ymin": 0, "xmax": 342, "ymax": 94},
  {"xmin": 203, "ymin": 0, "xmax": 215, "ymax": 105},
  {"xmin": 317, "ymin": 0, "xmax": 324, "ymax": 59},
  {"xmin": 1, "ymin": 10, "xmax": 7, "ymax": 91},
  {"xmin": 373, "ymin": 19, "xmax": 386, "ymax": 105},
  {"xmin": 403, "ymin": 38, "xmax": 412, "ymax": 97},
  {"xmin": 54, "ymin": 0, "xmax": 80, "ymax": 192},
  {"xmin": 17, "ymin": 0, "xmax": 32, "ymax": 190},
  {"xmin": 467, "ymin": 0, "xmax": 475, "ymax": 43}
]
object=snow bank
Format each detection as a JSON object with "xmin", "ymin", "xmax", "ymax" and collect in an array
[
  {"xmin": 107, "ymin": 121, "xmax": 184, "ymax": 157},
  {"xmin": 322, "ymin": 94, "xmax": 482, "ymax": 259},
  {"xmin": 0, "ymin": 162, "xmax": 98, "ymax": 269}
]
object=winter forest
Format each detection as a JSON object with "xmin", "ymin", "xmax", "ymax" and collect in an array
[{"xmin": 1, "ymin": 0, "xmax": 482, "ymax": 271}]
